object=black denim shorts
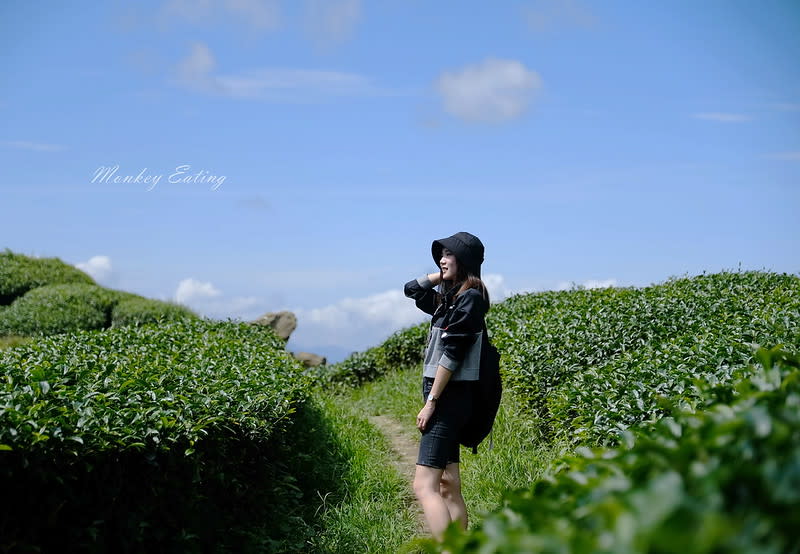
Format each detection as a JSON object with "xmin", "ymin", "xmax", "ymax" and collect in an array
[{"xmin": 417, "ymin": 377, "xmax": 473, "ymax": 469}]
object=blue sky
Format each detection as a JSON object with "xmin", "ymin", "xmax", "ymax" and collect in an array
[{"xmin": 2, "ymin": 1, "xmax": 799, "ymax": 362}]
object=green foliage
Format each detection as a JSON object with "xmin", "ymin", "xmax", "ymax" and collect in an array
[
  {"xmin": 315, "ymin": 322, "xmax": 428, "ymax": 387},
  {"xmin": 311, "ymin": 347, "xmax": 381, "ymax": 388},
  {"xmin": 0, "ymin": 281, "xmax": 194, "ymax": 338},
  {"xmin": 307, "ymin": 393, "xmax": 420, "ymax": 553},
  {"xmin": 317, "ymin": 270, "xmax": 799, "ymax": 550},
  {"xmin": 0, "ymin": 282, "xmax": 134, "ymax": 337},
  {"xmin": 0, "ymin": 318, "xmax": 313, "ymax": 551},
  {"xmin": 111, "ymin": 296, "xmax": 198, "ymax": 327},
  {"xmin": 0, "ymin": 335, "xmax": 30, "ymax": 350},
  {"xmin": 1, "ymin": 263, "xmax": 794, "ymax": 551},
  {"xmin": 320, "ymin": 271, "xmax": 799, "ymax": 447},
  {"xmin": 0, "ymin": 317, "xmax": 306, "ymax": 454},
  {"xmin": 489, "ymin": 270, "xmax": 800, "ymax": 443},
  {"xmin": 0, "ymin": 248, "xmax": 95, "ymax": 305},
  {"xmin": 344, "ymin": 362, "xmax": 570, "ymax": 527},
  {"xmin": 431, "ymin": 346, "xmax": 800, "ymax": 554},
  {"xmin": 379, "ymin": 323, "xmax": 429, "ymax": 368},
  {"xmin": 0, "ymin": 249, "xmax": 199, "ymax": 338}
]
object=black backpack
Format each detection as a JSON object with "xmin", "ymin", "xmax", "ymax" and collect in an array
[{"xmin": 460, "ymin": 322, "xmax": 502, "ymax": 454}]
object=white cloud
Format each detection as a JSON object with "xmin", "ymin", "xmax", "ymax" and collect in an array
[
  {"xmin": 174, "ymin": 42, "xmax": 384, "ymax": 100},
  {"xmin": 160, "ymin": 0, "xmax": 279, "ymax": 30},
  {"xmin": 692, "ymin": 112, "xmax": 752, "ymax": 122},
  {"xmin": 2, "ymin": 140, "xmax": 65, "ymax": 152},
  {"xmin": 176, "ymin": 42, "xmax": 218, "ymax": 92},
  {"xmin": 75, "ymin": 255, "xmax": 113, "ymax": 283},
  {"xmin": 556, "ymin": 278, "xmax": 618, "ymax": 291},
  {"xmin": 174, "ymin": 278, "xmax": 222, "ymax": 304},
  {"xmin": 170, "ymin": 278, "xmax": 270, "ymax": 320},
  {"xmin": 290, "ymin": 274, "xmax": 520, "ymax": 354},
  {"xmin": 292, "ymin": 287, "xmax": 427, "ymax": 353},
  {"xmin": 200, "ymin": 295, "xmax": 266, "ymax": 319},
  {"xmin": 764, "ymin": 151, "xmax": 800, "ymax": 161},
  {"xmin": 436, "ymin": 58, "xmax": 542, "ymax": 123},
  {"xmin": 524, "ymin": 0, "xmax": 598, "ymax": 32},
  {"xmin": 160, "ymin": 273, "xmax": 516, "ymax": 358},
  {"xmin": 483, "ymin": 273, "xmax": 517, "ymax": 302},
  {"xmin": 305, "ymin": 289, "xmax": 423, "ymax": 331},
  {"xmin": 305, "ymin": 0, "xmax": 361, "ymax": 45}
]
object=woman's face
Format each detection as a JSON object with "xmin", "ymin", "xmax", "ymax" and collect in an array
[{"xmin": 439, "ymin": 248, "xmax": 458, "ymax": 281}]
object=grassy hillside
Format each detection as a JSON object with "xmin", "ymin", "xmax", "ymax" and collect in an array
[
  {"xmin": 432, "ymin": 346, "xmax": 799, "ymax": 553},
  {"xmin": 325, "ymin": 270, "xmax": 800, "ymax": 445},
  {"xmin": 320, "ymin": 269, "xmax": 800, "ymax": 552},
  {"xmin": 0, "ymin": 248, "xmax": 95, "ymax": 305},
  {"xmin": 0, "ymin": 318, "xmax": 321, "ymax": 551},
  {"xmin": 2, "ymin": 261, "xmax": 796, "ymax": 552},
  {"xmin": 490, "ymin": 270, "xmax": 799, "ymax": 444},
  {"xmin": 0, "ymin": 250, "xmax": 197, "ymax": 338}
]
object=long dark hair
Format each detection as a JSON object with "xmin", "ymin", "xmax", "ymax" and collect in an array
[{"xmin": 437, "ymin": 261, "xmax": 490, "ymax": 308}]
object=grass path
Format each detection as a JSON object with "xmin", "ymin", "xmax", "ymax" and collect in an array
[
  {"xmin": 309, "ymin": 364, "xmax": 569, "ymax": 551},
  {"xmin": 367, "ymin": 414, "xmax": 428, "ymax": 536},
  {"xmin": 339, "ymin": 364, "xmax": 569, "ymax": 534},
  {"xmin": 308, "ymin": 392, "xmax": 421, "ymax": 553}
]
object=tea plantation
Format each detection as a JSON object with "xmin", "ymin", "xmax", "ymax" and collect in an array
[
  {"xmin": 2, "ymin": 249, "xmax": 798, "ymax": 553},
  {"xmin": 0, "ymin": 252, "xmax": 331, "ymax": 552},
  {"xmin": 323, "ymin": 269, "xmax": 800, "ymax": 553},
  {"xmin": 488, "ymin": 270, "xmax": 799, "ymax": 444},
  {"xmin": 433, "ymin": 346, "xmax": 800, "ymax": 553},
  {"xmin": 0, "ymin": 249, "xmax": 197, "ymax": 338},
  {"xmin": 0, "ymin": 318, "xmax": 320, "ymax": 551}
]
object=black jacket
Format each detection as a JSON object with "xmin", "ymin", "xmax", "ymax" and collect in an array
[{"xmin": 404, "ymin": 274, "xmax": 489, "ymax": 381}]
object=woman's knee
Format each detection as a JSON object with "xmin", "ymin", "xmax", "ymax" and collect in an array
[
  {"xmin": 414, "ymin": 465, "xmax": 443, "ymax": 499},
  {"xmin": 439, "ymin": 467, "xmax": 462, "ymax": 499}
]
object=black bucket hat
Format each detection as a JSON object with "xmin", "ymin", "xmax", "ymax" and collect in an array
[{"xmin": 431, "ymin": 231, "xmax": 485, "ymax": 279}]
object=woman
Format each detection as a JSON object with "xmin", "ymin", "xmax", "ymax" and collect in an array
[{"xmin": 403, "ymin": 231, "xmax": 490, "ymax": 540}]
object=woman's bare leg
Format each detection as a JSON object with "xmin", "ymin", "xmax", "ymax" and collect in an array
[
  {"xmin": 440, "ymin": 463, "xmax": 468, "ymax": 530},
  {"xmin": 413, "ymin": 464, "xmax": 451, "ymax": 540}
]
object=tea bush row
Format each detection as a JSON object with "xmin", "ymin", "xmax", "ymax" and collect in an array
[
  {"xmin": 489, "ymin": 270, "xmax": 800, "ymax": 443},
  {"xmin": 0, "ymin": 317, "xmax": 306, "ymax": 454},
  {"xmin": 110, "ymin": 295, "xmax": 198, "ymax": 327},
  {"xmin": 0, "ymin": 282, "xmax": 198, "ymax": 337},
  {"xmin": 314, "ymin": 322, "xmax": 428, "ymax": 387},
  {"xmin": 320, "ymin": 271, "xmax": 799, "ymax": 447},
  {"xmin": 0, "ymin": 250, "xmax": 198, "ymax": 337},
  {"xmin": 0, "ymin": 318, "xmax": 313, "ymax": 551},
  {"xmin": 433, "ymin": 346, "xmax": 800, "ymax": 553},
  {"xmin": 0, "ymin": 248, "xmax": 94, "ymax": 305}
]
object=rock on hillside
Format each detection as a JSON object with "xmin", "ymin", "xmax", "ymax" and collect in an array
[
  {"xmin": 292, "ymin": 351, "xmax": 326, "ymax": 367},
  {"xmin": 251, "ymin": 310, "xmax": 297, "ymax": 340}
]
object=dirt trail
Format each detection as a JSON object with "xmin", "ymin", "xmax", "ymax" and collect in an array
[{"xmin": 367, "ymin": 415, "xmax": 428, "ymax": 535}]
